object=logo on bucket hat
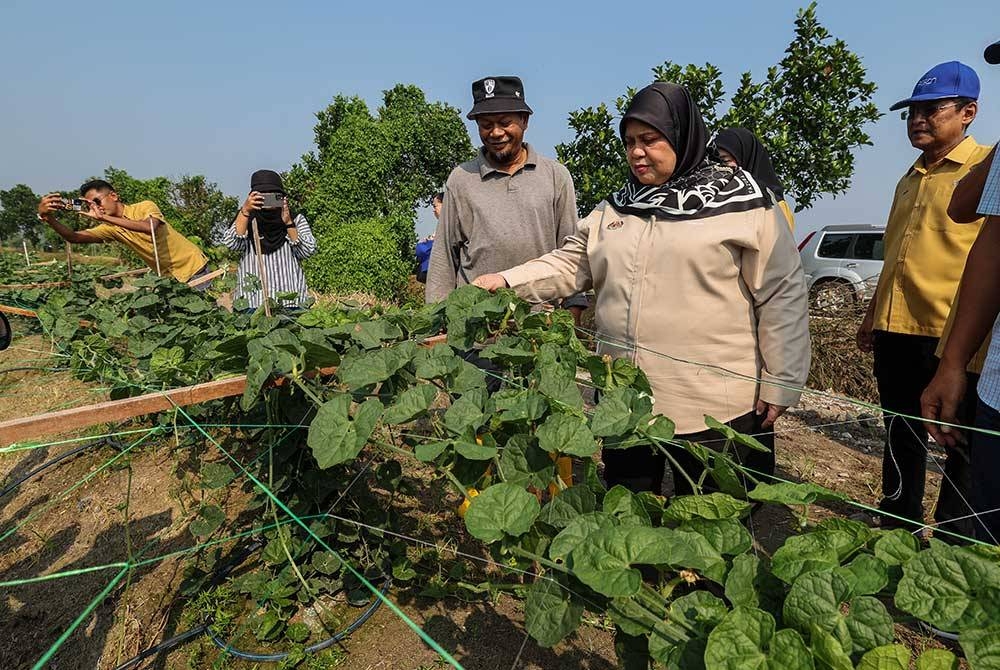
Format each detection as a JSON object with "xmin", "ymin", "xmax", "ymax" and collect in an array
[
  {"xmin": 467, "ymin": 76, "xmax": 534, "ymax": 119},
  {"xmin": 889, "ymin": 61, "xmax": 980, "ymax": 111}
]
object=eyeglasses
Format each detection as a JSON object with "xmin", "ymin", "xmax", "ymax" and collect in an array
[{"xmin": 900, "ymin": 101, "xmax": 963, "ymax": 121}]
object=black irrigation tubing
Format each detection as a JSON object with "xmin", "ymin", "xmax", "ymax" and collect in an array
[
  {"xmin": 112, "ymin": 534, "xmax": 392, "ymax": 668},
  {"xmin": 0, "ymin": 436, "xmax": 125, "ymax": 500}
]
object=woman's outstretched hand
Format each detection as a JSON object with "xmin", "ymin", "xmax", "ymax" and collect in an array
[{"xmin": 472, "ymin": 274, "xmax": 508, "ymax": 292}]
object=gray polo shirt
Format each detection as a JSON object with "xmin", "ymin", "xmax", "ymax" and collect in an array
[{"xmin": 425, "ymin": 143, "xmax": 588, "ymax": 308}]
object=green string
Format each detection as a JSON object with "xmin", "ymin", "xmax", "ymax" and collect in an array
[{"xmin": 168, "ymin": 401, "xmax": 465, "ymax": 670}]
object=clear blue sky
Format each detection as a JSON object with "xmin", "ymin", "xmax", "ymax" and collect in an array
[{"xmin": 1, "ymin": 0, "xmax": 997, "ymax": 241}]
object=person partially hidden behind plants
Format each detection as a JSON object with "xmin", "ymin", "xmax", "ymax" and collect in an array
[
  {"xmin": 213, "ymin": 169, "xmax": 316, "ymax": 310},
  {"xmin": 37, "ymin": 179, "xmax": 210, "ymax": 283},
  {"xmin": 474, "ymin": 82, "xmax": 811, "ymax": 497}
]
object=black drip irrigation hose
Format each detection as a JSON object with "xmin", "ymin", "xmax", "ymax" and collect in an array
[
  {"xmin": 112, "ymin": 534, "xmax": 391, "ymax": 669},
  {"xmin": 0, "ymin": 437, "xmax": 125, "ymax": 500}
]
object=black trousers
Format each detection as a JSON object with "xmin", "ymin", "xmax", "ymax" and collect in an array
[
  {"xmin": 602, "ymin": 410, "xmax": 776, "ymax": 496},
  {"xmin": 873, "ymin": 331, "xmax": 976, "ymax": 538},
  {"xmin": 971, "ymin": 397, "xmax": 1000, "ymax": 543}
]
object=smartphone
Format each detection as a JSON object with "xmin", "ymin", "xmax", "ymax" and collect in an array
[
  {"xmin": 260, "ymin": 193, "xmax": 285, "ymax": 209},
  {"xmin": 62, "ymin": 198, "xmax": 87, "ymax": 211}
]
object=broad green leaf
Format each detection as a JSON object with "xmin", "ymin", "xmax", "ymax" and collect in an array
[
  {"xmin": 649, "ymin": 590, "xmax": 730, "ymax": 668},
  {"xmin": 602, "ymin": 485, "xmax": 652, "ymax": 527},
  {"xmin": 298, "ymin": 328, "xmax": 341, "ymax": 368},
  {"xmin": 311, "ymin": 551, "xmax": 342, "ymax": 575},
  {"xmin": 915, "ymin": 648, "xmax": 959, "ymax": 670},
  {"xmin": 336, "ymin": 341, "xmax": 415, "ymax": 390},
  {"xmin": 567, "ymin": 526, "xmax": 672, "ymax": 597},
  {"xmin": 454, "ymin": 439, "xmax": 498, "ymax": 461},
  {"xmin": 809, "ymin": 626, "xmax": 852, "ymax": 670},
  {"xmin": 749, "ymin": 481, "xmax": 847, "ymax": 507},
  {"xmin": 449, "ymin": 359, "xmax": 487, "ymax": 393},
  {"xmin": 524, "ymin": 578, "xmax": 583, "ymax": 647},
  {"xmin": 682, "ymin": 517, "xmax": 753, "ymax": 556},
  {"xmin": 382, "ymin": 384, "xmax": 437, "ymax": 424},
  {"xmin": 663, "ymin": 492, "xmax": 750, "ymax": 522},
  {"xmin": 590, "ymin": 387, "xmax": 651, "ymax": 437},
  {"xmin": 856, "ymin": 645, "xmax": 909, "ymax": 670},
  {"xmin": 834, "ymin": 554, "xmax": 888, "ymax": 596},
  {"xmin": 725, "ymin": 553, "xmax": 785, "ymax": 616},
  {"xmin": 815, "ymin": 517, "xmax": 874, "ymax": 547},
  {"xmin": 463, "ymin": 483, "xmax": 540, "ymax": 543},
  {"xmin": 895, "ymin": 543, "xmax": 1000, "ymax": 632},
  {"xmin": 537, "ymin": 365, "xmax": 583, "ymax": 411},
  {"xmin": 536, "ymin": 414, "xmax": 598, "ymax": 457},
  {"xmin": 873, "ymin": 529, "xmax": 920, "ymax": 567},
  {"xmin": 414, "ymin": 440, "xmax": 449, "ymax": 462},
  {"xmin": 783, "ymin": 569, "xmax": 894, "ymax": 656},
  {"xmin": 538, "ymin": 485, "xmax": 596, "ymax": 529},
  {"xmin": 771, "ymin": 531, "xmax": 862, "ymax": 583},
  {"xmin": 150, "ymin": 345, "xmax": 185, "ymax": 372},
  {"xmin": 493, "ymin": 390, "xmax": 548, "ymax": 423},
  {"xmin": 190, "ymin": 504, "xmax": 225, "ymax": 537},
  {"xmin": 444, "ymin": 388, "xmax": 489, "ymax": 435},
  {"xmin": 307, "ymin": 395, "xmax": 382, "ymax": 468},
  {"xmin": 961, "ymin": 626, "xmax": 1000, "ymax": 670},
  {"xmin": 705, "ymin": 415, "xmax": 770, "ymax": 452},
  {"xmin": 286, "ymin": 622, "xmax": 310, "ymax": 643},
  {"xmin": 200, "ymin": 462, "xmax": 236, "ymax": 489},
  {"xmin": 640, "ymin": 414, "xmax": 675, "ymax": 442},
  {"xmin": 499, "ymin": 435, "xmax": 554, "ymax": 489},
  {"xmin": 413, "ymin": 345, "xmax": 462, "ymax": 380},
  {"xmin": 346, "ymin": 318, "xmax": 404, "ymax": 349},
  {"xmin": 549, "ymin": 512, "xmax": 618, "ymax": 562},
  {"xmin": 704, "ymin": 607, "xmax": 813, "ymax": 670}
]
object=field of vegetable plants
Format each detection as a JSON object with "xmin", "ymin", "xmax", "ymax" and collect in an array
[{"xmin": 1, "ymin": 251, "xmax": 999, "ymax": 670}]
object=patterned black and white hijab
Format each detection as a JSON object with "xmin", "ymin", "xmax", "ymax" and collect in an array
[{"xmin": 610, "ymin": 83, "xmax": 770, "ymax": 221}]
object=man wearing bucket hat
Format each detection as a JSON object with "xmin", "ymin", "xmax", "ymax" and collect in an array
[
  {"xmin": 857, "ymin": 60, "xmax": 991, "ymax": 538},
  {"xmin": 922, "ymin": 39, "xmax": 1000, "ymax": 543},
  {"xmin": 424, "ymin": 75, "xmax": 587, "ymax": 319}
]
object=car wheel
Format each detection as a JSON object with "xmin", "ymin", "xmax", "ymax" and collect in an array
[{"xmin": 810, "ymin": 280, "xmax": 856, "ymax": 316}]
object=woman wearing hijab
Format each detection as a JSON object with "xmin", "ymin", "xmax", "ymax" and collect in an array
[
  {"xmin": 215, "ymin": 170, "xmax": 317, "ymax": 310},
  {"xmin": 474, "ymin": 83, "xmax": 810, "ymax": 496},
  {"xmin": 714, "ymin": 127, "xmax": 795, "ymax": 230}
]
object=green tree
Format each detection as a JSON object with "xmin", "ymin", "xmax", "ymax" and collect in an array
[
  {"xmin": 0, "ymin": 184, "xmax": 41, "ymax": 245},
  {"xmin": 285, "ymin": 84, "xmax": 474, "ymax": 297},
  {"xmin": 556, "ymin": 3, "xmax": 880, "ymax": 215}
]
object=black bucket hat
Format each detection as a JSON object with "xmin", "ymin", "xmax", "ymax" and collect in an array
[
  {"xmin": 987, "ymin": 40, "xmax": 1000, "ymax": 65},
  {"xmin": 466, "ymin": 76, "xmax": 533, "ymax": 119},
  {"xmin": 0, "ymin": 312, "xmax": 11, "ymax": 351}
]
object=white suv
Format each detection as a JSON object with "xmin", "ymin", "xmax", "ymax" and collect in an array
[{"xmin": 798, "ymin": 224, "xmax": 885, "ymax": 312}]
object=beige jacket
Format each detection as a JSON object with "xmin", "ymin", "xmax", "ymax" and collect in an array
[{"xmin": 501, "ymin": 202, "xmax": 810, "ymax": 434}]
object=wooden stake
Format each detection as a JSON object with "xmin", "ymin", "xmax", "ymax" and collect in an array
[
  {"xmin": 149, "ymin": 217, "xmax": 162, "ymax": 277},
  {"xmin": 65, "ymin": 241, "xmax": 73, "ymax": 280},
  {"xmin": 251, "ymin": 219, "xmax": 272, "ymax": 317},
  {"xmin": 22, "ymin": 240, "xmax": 30, "ymax": 267}
]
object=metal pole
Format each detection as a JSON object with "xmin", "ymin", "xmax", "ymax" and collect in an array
[{"xmin": 251, "ymin": 219, "xmax": 272, "ymax": 317}]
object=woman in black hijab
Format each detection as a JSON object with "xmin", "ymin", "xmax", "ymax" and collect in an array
[
  {"xmin": 215, "ymin": 170, "xmax": 317, "ymax": 310},
  {"xmin": 714, "ymin": 127, "xmax": 795, "ymax": 230},
  {"xmin": 475, "ymin": 83, "xmax": 810, "ymax": 497}
]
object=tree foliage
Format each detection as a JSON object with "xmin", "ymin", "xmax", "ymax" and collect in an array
[
  {"xmin": 285, "ymin": 84, "xmax": 474, "ymax": 296},
  {"xmin": 556, "ymin": 3, "xmax": 880, "ymax": 215},
  {"xmin": 0, "ymin": 184, "xmax": 41, "ymax": 244}
]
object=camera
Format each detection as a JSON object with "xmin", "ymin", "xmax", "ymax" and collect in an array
[
  {"xmin": 259, "ymin": 193, "xmax": 285, "ymax": 209},
  {"xmin": 61, "ymin": 198, "xmax": 88, "ymax": 211}
]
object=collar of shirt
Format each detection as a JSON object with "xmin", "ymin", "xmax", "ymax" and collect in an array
[
  {"xmin": 908, "ymin": 135, "xmax": 980, "ymax": 176},
  {"xmin": 477, "ymin": 142, "xmax": 539, "ymax": 178}
]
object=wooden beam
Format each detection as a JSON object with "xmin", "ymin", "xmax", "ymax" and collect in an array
[
  {"xmin": 0, "ymin": 304, "xmax": 93, "ymax": 328},
  {"xmin": 0, "ymin": 334, "xmax": 450, "ymax": 446},
  {"xmin": 99, "ymin": 268, "xmax": 150, "ymax": 281},
  {"xmin": 0, "ymin": 281, "xmax": 71, "ymax": 290},
  {"xmin": 187, "ymin": 267, "xmax": 226, "ymax": 288}
]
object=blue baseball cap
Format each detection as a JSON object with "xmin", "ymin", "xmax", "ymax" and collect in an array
[{"xmin": 889, "ymin": 61, "xmax": 980, "ymax": 111}]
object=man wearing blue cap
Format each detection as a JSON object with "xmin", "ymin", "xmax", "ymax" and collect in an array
[
  {"xmin": 857, "ymin": 61, "xmax": 991, "ymax": 538},
  {"xmin": 922, "ymin": 40, "xmax": 1000, "ymax": 543}
]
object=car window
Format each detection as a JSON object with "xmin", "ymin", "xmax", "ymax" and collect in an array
[
  {"xmin": 852, "ymin": 233, "xmax": 885, "ymax": 261},
  {"xmin": 817, "ymin": 233, "xmax": 853, "ymax": 259}
]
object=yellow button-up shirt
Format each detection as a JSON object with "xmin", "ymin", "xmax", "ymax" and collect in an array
[{"xmin": 873, "ymin": 136, "xmax": 990, "ymax": 338}]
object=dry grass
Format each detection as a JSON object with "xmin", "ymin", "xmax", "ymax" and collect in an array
[{"xmin": 807, "ymin": 300, "xmax": 878, "ymax": 404}]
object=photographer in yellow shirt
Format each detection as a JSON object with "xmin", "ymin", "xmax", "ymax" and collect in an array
[{"xmin": 37, "ymin": 179, "xmax": 208, "ymax": 283}]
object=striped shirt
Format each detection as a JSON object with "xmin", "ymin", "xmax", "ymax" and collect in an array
[
  {"xmin": 977, "ymin": 152, "xmax": 1000, "ymax": 410},
  {"xmin": 214, "ymin": 214, "xmax": 317, "ymax": 308}
]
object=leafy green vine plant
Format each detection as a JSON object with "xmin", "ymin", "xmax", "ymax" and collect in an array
[{"xmin": 11, "ymin": 267, "xmax": 1000, "ymax": 669}]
